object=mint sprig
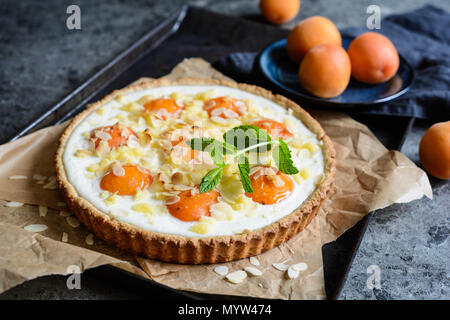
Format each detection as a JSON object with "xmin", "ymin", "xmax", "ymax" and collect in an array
[{"xmin": 187, "ymin": 126, "xmax": 299, "ymax": 193}]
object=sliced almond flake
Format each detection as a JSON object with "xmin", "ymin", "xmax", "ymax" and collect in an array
[
  {"xmin": 61, "ymin": 232, "xmax": 68, "ymax": 243},
  {"xmin": 258, "ymin": 283, "xmax": 265, "ymax": 288},
  {"xmin": 190, "ymin": 188, "xmax": 199, "ymax": 196},
  {"xmin": 204, "ymin": 100, "xmax": 216, "ymax": 109},
  {"xmin": 225, "ymin": 270, "xmax": 247, "ymax": 284},
  {"xmin": 32, "ymin": 174, "xmax": 47, "ymax": 181},
  {"xmin": 249, "ymin": 256, "xmax": 260, "ymax": 266},
  {"xmin": 272, "ymin": 175, "xmax": 285, "ymax": 187},
  {"xmin": 291, "ymin": 262, "xmax": 308, "ymax": 272},
  {"xmin": 112, "ymin": 165, "xmax": 125, "ymax": 177},
  {"xmin": 57, "ymin": 202, "xmax": 67, "ymax": 207},
  {"xmin": 43, "ymin": 177, "xmax": 58, "ymax": 190},
  {"xmin": 59, "ymin": 210, "xmax": 71, "ymax": 217},
  {"xmin": 24, "ymin": 224, "xmax": 48, "ymax": 232},
  {"xmin": 244, "ymin": 267, "xmax": 262, "ymax": 277},
  {"xmin": 95, "ymin": 130, "xmax": 112, "ymax": 141},
  {"xmin": 210, "ymin": 116, "xmax": 228, "ymax": 124},
  {"xmin": 6, "ymin": 201, "xmax": 24, "ymax": 208},
  {"xmin": 9, "ymin": 175, "xmax": 28, "ymax": 180},
  {"xmin": 213, "ymin": 266, "xmax": 228, "ymax": 276},
  {"xmin": 38, "ymin": 206, "xmax": 48, "ymax": 217},
  {"xmin": 66, "ymin": 216, "xmax": 80, "ymax": 228},
  {"xmin": 272, "ymin": 262, "xmax": 289, "ymax": 271},
  {"xmin": 173, "ymin": 184, "xmax": 192, "ymax": 191},
  {"xmin": 286, "ymin": 266, "xmax": 300, "ymax": 279},
  {"xmin": 85, "ymin": 233, "xmax": 94, "ymax": 245},
  {"xmin": 165, "ymin": 195, "xmax": 180, "ymax": 205},
  {"xmin": 223, "ymin": 108, "xmax": 239, "ymax": 119}
]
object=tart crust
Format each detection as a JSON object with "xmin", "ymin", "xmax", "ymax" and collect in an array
[{"xmin": 55, "ymin": 78, "xmax": 336, "ymax": 264}]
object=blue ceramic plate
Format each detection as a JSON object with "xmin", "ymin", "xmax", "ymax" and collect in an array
[{"xmin": 258, "ymin": 37, "xmax": 414, "ymax": 107}]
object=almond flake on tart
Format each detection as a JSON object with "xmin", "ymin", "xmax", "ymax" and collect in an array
[{"xmin": 55, "ymin": 78, "xmax": 335, "ymax": 264}]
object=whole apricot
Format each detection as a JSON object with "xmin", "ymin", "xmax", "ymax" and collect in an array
[
  {"xmin": 347, "ymin": 32, "xmax": 399, "ymax": 84},
  {"xmin": 419, "ymin": 121, "xmax": 450, "ymax": 180},
  {"xmin": 287, "ymin": 16, "xmax": 342, "ymax": 64},
  {"xmin": 298, "ymin": 43, "xmax": 351, "ymax": 98},
  {"xmin": 260, "ymin": 0, "xmax": 300, "ymax": 25}
]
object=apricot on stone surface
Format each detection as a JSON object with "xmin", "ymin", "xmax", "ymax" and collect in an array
[{"xmin": 419, "ymin": 121, "xmax": 450, "ymax": 180}]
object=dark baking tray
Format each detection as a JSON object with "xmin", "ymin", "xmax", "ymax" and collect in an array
[{"xmin": 8, "ymin": 6, "xmax": 414, "ymax": 300}]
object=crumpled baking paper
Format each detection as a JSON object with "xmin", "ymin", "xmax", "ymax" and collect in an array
[{"xmin": 0, "ymin": 58, "xmax": 432, "ymax": 299}]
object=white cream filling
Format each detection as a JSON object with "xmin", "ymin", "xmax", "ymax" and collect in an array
[{"xmin": 63, "ymin": 85, "xmax": 324, "ymax": 237}]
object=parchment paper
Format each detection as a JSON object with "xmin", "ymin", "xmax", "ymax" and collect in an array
[{"xmin": 0, "ymin": 58, "xmax": 432, "ymax": 299}]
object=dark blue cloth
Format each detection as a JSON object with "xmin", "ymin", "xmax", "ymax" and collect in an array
[{"xmin": 213, "ymin": 5, "xmax": 450, "ymax": 121}]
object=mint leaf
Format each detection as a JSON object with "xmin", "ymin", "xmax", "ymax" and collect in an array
[
  {"xmin": 223, "ymin": 125, "xmax": 272, "ymax": 152},
  {"xmin": 187, "ymin": 138, "xmax": 235, "ymax": 167},
  {"xmin": 187, "ymin": 138, "xmax": 218, "ymax": 151},
  {"xmin": 199, "ymin": 167, "xmax": 223, "ymax": 193},
  {"xmin": 272, "ymin": 138, "xmax": 299, "ymax": 175},
  {"xmin": 237, "ymin": 155, "xmax": 253, "ymax": 193}
]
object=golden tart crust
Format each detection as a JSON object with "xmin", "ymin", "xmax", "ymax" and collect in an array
[{"xmin": 55, "ymin": 78, "xmax": 336, "ymax": 264}]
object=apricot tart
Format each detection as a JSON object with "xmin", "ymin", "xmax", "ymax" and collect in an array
[{"xmin": 55, "ymin": 78, "xmax": 335, "ymax": 264}]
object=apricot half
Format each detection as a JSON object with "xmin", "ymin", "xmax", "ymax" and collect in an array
[
  {"xmin": 287, "ymin": 16, "xmax": 342, "ymax": 64},
  {"xmin": 260, "ymin": 0, "xmax": 300, "ymax": 25},
  {"xmin": 347, "ymin": 32, "xmax": 399, "ymax": 84},
  {"xmin": 298, "ymin": 43, "xmax": 351, "ymax": 98},
  {"xmin": 166, "ymin": 187, "xmax": 219, "ymax": 222},
  {"xmin": 419, "ymin": 121, "xmax": 450, "ymax": 180}
]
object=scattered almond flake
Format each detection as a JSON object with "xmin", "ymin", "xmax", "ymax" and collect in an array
[
  {"xmin": 225, "ymin": 270, "xmax": 247, "ymax": 284},
  {"xmin": 244, "ymin": 267, "xmax": 262, "ymax": 277},
  {"xmin": 59, "ymin": 210, "xmax": 71, "ymax": 217},
  {"xmin": 32, "ymin": 174, "xmax": 47, "ymax": 181},
  {"xmin": 272, "ymin": 262, "xmax": 289, "ymax": 271},
  {"xmin": 61, "ymin": 232, "xmax": 68, "ymax": 243},
  {"xmin": 258, "ymin": 283, "xmax": 265, "ymax": 288},
  {"xmin": 9, "ymin": 175, "xmax": 28, "ymax": 180},
  {"xmin": 6, "ymin": 201, "xmax": 24, "ymax": 207},
  {"xmin": 43, "ymin": 176, "xmax": 58, "ymax": 190},
  {"xmin": 66, "ymin": 216, "xmax": 80, "ymax": 228},
  {"xmin": 112, "ymin": 164, "xmax": 125, "ymax": 177},
  {"xmin": 165, "ymin": 195, "xmax": 180, "ymax": 205},
  {"xmin": 249, "ymin": 257, "xmax": 260, "ymax": 266},
  {"xmin": 291, "ymin": 262, "xmax": 308, "ymax": 272},
  {"xmin": 223, "ymin": 108, "xmax": 239, "ymax": 119},
  {"xmin": 213, "ymin": 266, "xmax": 228, "ymax": 276},
  {"xmin": 24, "ymin": 224, "xmax": 48, "ymax": 232},
  {"xmin": 57, "ymin": 202, "xmax": 67, "ymax": 207},
  {"xmin": 38, "ymin": 206, "xmax": 48, "ymax": 217},
  {"xmin": 85, "ymin": 233, "xmax": 94, "ymax": 245},
  {"xmin": 286, "ymin": 266, "xmax": 300, "ymax": 279}
]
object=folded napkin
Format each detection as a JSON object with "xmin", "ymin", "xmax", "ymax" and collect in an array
[{"xmin": 213, "ymin": 5, "xmax": 450, "ymax": 121}]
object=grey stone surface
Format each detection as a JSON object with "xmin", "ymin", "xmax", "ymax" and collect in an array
[{"xmin": 0, "ymin": 0, "xmax": 449, "ymax": 300}]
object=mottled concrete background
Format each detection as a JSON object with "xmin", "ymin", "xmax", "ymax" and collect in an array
[{"xmin": 0, "ymin": 0, "xmax": 448, "ymax": 299}]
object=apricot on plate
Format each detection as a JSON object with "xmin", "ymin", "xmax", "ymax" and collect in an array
[
  {"xmin": 298, "ymin": 43, "xmax": 351, "ymax": 98},
  {"xmin": 419, "ymin": 121, "xmax": 450, "ymax": 180},
  {"xmin": 347, "ymin": 32, "xmax": 399, "ymax": 84},
  {"xmin": 260, "ymin": 0, "xmax": 300, "ymax": 25},
  {"xmin": 287, "ymin": 16, "xmax": 342, "ymax": 64}
]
